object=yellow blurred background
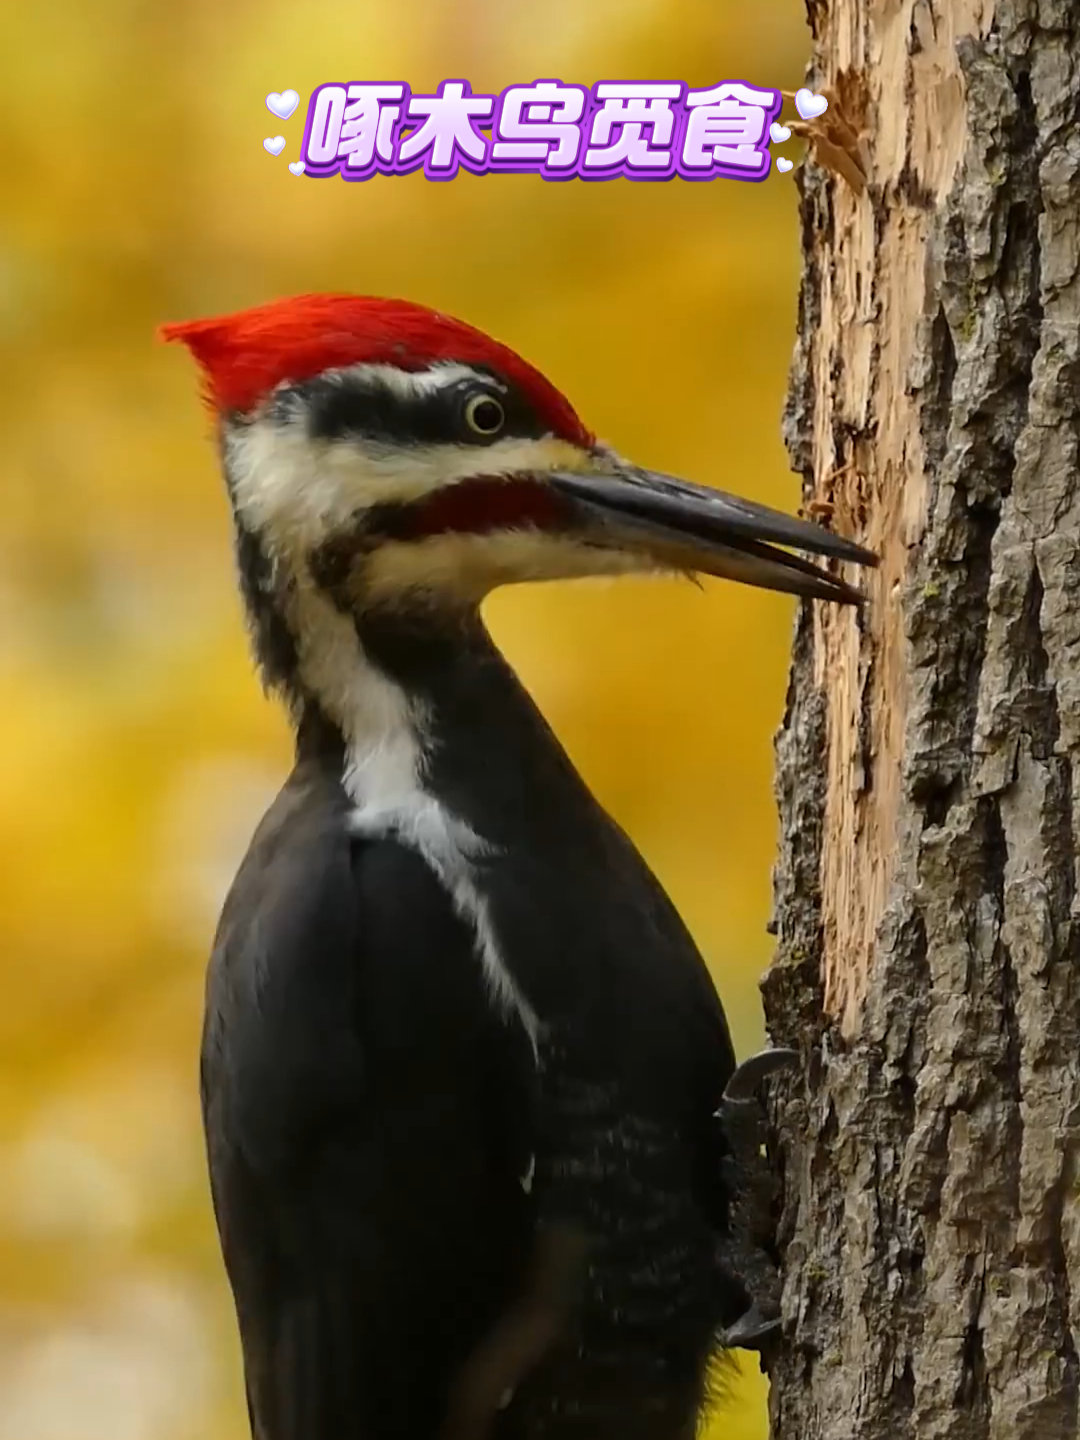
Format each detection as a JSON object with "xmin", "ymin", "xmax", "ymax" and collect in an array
[{"xmin": 1, "ymin": 2, "xmax": 810, "ymax": 1435}]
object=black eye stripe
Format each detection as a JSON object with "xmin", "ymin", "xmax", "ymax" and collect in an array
[{"xmin": 298, "ymin": 371, "xmax": 546, "ymax": 447}]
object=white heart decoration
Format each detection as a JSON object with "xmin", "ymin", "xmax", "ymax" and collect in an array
[
  {"xmin": 794, "ymin": 88, "xmax": 828, "ymax": 121},
  {"xmin": 770, "ymin": 122, "xmax": 792, "ymax": 144},
  {"xmin": 777, "ymin": 157, "xmax": 794, "ymax": 173},
  {"xmin": 266, "ymin": 90, "xmax": 300, "ymax": 120},
  {"xmin": 288, "ymin": 161, "xmax": 306, "ymax": 176},
  {"xmin": 263, "ymin": 136, "xmax": 286, "ymax": 156}
]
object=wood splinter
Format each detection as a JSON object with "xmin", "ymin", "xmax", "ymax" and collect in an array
[{"xmin": 780, "ymin": 87, "xmax": 869, "ymax": 193}]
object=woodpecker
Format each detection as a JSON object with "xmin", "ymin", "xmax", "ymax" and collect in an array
[{"xmin": 164, "ymin": 293, "xmax": 875, "ymax": 1440}]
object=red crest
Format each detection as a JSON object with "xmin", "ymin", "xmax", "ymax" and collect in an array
[{"xmin": 161, "ymin": 293, "xmax": 593, "ymax": 447}]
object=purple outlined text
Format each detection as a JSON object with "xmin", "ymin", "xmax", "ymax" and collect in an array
[{"xmin": 300, "ymin": 79, "xmax": 781, "ymax": 182}]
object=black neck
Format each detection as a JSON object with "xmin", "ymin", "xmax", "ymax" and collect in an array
[
  {"xmin": 233, "ymin": 511, "xmax": 610, "ymax": 853},
  {"xmin": 294, "ymin": 703, "xmax": 348, "ymax": 767},
  {"xmin": 350, "ymin": 602, "xmax": 730, "ymax": 1097},
  {"xmin": 355, "ymin": 603, "xmax": 609, "ymax": 855}
]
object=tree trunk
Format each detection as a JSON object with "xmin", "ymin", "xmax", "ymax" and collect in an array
[{"xmin": 762, "ymin": 5, "xmax": 1080, "ymax": 1439}]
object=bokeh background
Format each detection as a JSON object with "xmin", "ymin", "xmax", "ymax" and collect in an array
[{"xmin": 1, "ymin": 3, "xmax": 811, "ymax": 1436}]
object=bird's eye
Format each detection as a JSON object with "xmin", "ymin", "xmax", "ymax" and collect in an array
[{"xmin": 463, "ymin": 393, "xmax": 506, "ymax": 438}]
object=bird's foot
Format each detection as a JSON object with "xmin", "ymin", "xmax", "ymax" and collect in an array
[
  {"xmin": 714, "ymin": 1047, "xmax": 798, "ymax": 1355},
  {"xmin": 722, "ymin": 1046, "xmax": 799, "ymax": 1103}
]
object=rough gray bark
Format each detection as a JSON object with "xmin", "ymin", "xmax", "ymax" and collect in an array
[{"xmin": 762, "ymin": 4, "xmax": 1080, "ymax": 1438}]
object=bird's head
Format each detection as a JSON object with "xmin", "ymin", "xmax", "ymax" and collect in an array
[{"xmin": 163, "ymin": 292, "xmax": 875, "ymax": 620}]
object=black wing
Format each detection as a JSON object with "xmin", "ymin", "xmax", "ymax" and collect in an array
[{"xmin": 200, "ymin": 759, "xmax": 537, "ymax": 1440}]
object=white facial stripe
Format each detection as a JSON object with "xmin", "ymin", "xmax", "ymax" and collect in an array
[
  {"xmin": 360, "ymin": 529, "xmax": 655, "ymax": 604},
  {"xmin": 315, "ymin": 359, "xmax": 505, "ymax": 400},
  {"xmin": 239, "ymin": 521, "xmax": 540, "ymax": 1049},
  {"xmin": 225, "ymin": 415, "xmax": 595, "ymax": 560},
  {"xmin": 282, "ymin": 570, "xmax": 539, "ymax": 1050},
  {"xmin": 285, "ymin": 571, "xmax": 426, "ymax": 801}
]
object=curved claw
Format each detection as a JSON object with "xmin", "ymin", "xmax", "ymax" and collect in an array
[
  {"xmin": 722, "ymin": 1047, "xmax": 799, "ymax": 1103},
  {"xmin": 722, "ymin": 1305, "xmax": 783, "ymax": 1350}
]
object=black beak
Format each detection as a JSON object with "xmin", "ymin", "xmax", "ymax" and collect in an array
[{"xmin": 548, "ymin": 464, "xmax": 877, "ymax": 604}]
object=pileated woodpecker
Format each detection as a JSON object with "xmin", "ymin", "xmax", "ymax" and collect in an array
[{"xmin": 164, "ymin": 294, "xmax": 875, "ymax": 1440}]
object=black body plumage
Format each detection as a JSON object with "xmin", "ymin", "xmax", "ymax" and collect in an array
[{"xmin": 201, "ymin": 604, "xmax": 743, "ymax": 1440}]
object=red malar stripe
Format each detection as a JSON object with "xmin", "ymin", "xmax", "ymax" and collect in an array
[{"xmin": 400, "ymin": 478, "xmax": 572, "ymax": 539}]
